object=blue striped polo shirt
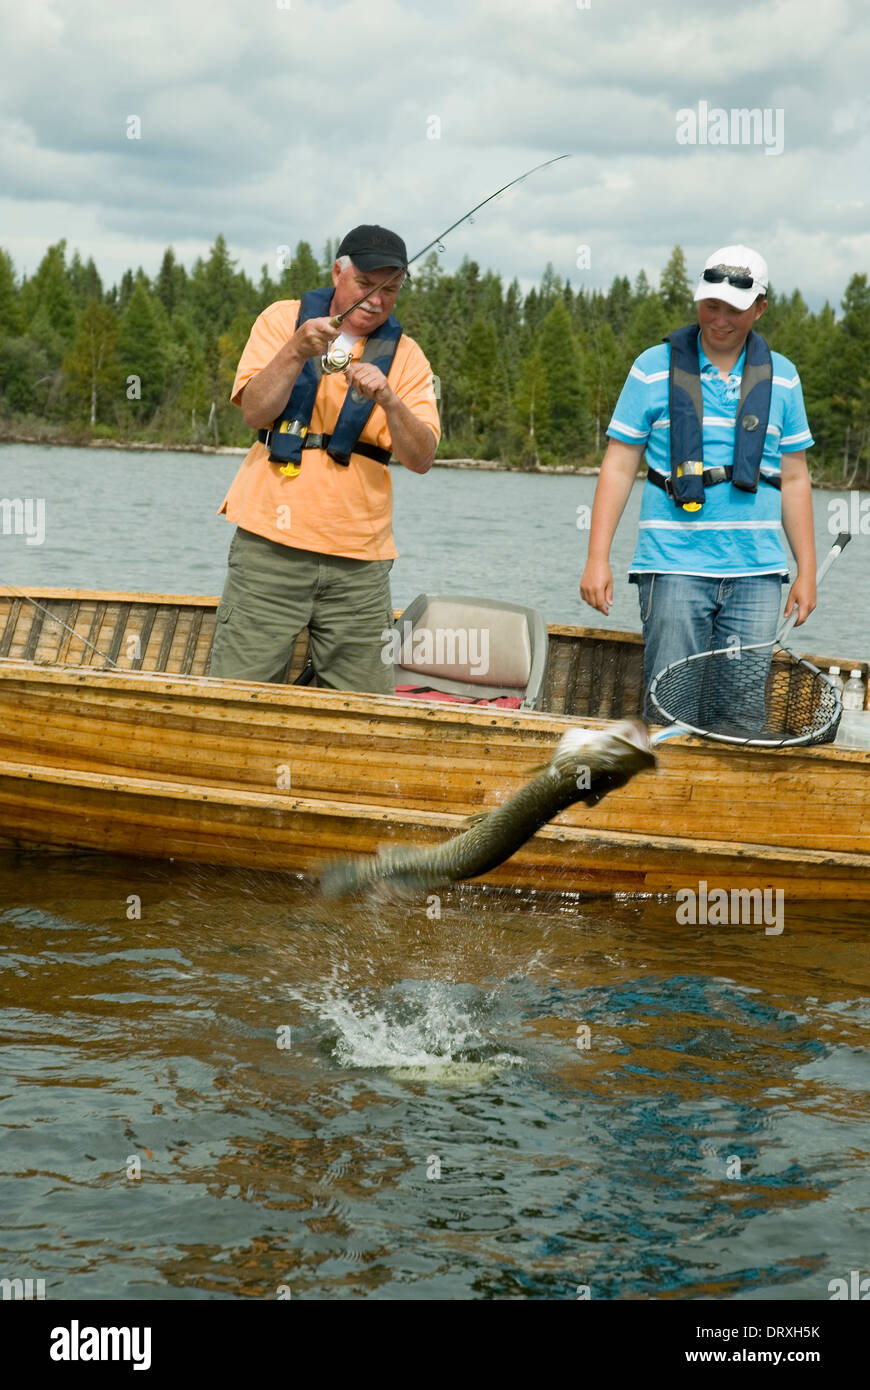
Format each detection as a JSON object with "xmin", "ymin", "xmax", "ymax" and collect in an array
[{"xmin": 607, "ymin": 339, "xmax": 813, "ymax": 577}]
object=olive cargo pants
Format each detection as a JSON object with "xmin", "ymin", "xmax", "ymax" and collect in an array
[{"xmin": 208, "ymin": 528, "xmax": 396, "ymax": 695}]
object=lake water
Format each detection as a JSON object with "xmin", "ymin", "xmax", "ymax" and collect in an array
[
  {"xmin": 0, "ymin": 443, "xmax": 868, "ymax": 1303},
  {"xmin": 0, "ymin": 442, "xmax": 867, "ymax": 657},
  {"xmin": 2, "ymin": 855, "xmax": 868, "ymax": 1301}
]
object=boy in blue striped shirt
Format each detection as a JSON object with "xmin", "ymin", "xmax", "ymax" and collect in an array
[{"xmin": 580, "ymin": 245, "xmax": 817, "ymax": 734}]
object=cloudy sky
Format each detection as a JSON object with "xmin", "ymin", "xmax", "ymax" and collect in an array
[{"xmin": 2, "ymin": 0, "xmax": 868, "ymax": 308}]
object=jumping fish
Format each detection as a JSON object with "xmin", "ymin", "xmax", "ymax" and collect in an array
[{"xmin": 320, "ymin": 720, "xmax": 655, "ymax": 897}]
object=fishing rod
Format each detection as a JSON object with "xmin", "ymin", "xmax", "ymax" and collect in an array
[{"xmin": 322, "ymin": 154, "xmax": 571, "ymax": 371}]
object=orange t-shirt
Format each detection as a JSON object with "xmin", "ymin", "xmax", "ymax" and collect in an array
[{"xmin": 219, "ymin": 299, "xmax": 440, "ymax": 561}]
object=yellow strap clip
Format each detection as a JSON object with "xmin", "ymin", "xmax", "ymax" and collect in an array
[{"xmin": 677, "ymin": 461, "xmax": 703, "ymax": 512}]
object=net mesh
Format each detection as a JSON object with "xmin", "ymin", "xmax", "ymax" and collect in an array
[{"xmin": 649, "ymin": 646, "xmax": 842, "ymax": 747}]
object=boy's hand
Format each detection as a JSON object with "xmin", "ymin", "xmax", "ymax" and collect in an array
[
  {"xmin": 580, "ymin": 559, "xmax": 614, "ymax": 615},
  {"xmin": 783, "ymin": 573, "xmax": 817, "ymax": 626}
]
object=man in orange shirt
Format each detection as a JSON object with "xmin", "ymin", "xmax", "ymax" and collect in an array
[{"xmin": 209, "ymin": 225, "xmax": 440, "ymax": 693}]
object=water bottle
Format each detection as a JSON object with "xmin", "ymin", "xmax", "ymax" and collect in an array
[
  {"xmin": 842, "ymin": 669, "xmax": 866, "ymax": 711},
  {"xmin": 827, "ymin": 665, "xmax": 845, "ymax": 697}
]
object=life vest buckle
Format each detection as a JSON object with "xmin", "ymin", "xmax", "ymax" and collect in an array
[{"xmin": 675, "ymin": 460, "xmax": 704, "ymax": 511}]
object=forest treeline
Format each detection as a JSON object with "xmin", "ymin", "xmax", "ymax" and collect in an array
[{"xmin": 0, "ymin": 235, "xmax": 868, "ymax": 484}]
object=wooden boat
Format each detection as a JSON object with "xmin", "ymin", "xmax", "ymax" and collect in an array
[{"xmin": 0, "ymin": 586, "xmax": 868, "ymax": 900}]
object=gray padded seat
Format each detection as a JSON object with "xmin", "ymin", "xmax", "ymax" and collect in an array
[{"xmin": 392, "ymin": 593, "xmax": 549, "ymax": 710}]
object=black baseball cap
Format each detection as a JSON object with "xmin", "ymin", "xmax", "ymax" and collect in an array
[{"xmin": 337, "ymin": 225, "xmax": 408, "ymax": 272}]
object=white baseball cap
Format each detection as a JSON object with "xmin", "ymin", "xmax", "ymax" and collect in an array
[{"xmin": 693, "ymin": 245, "xmax": 769, "ymax": 311}]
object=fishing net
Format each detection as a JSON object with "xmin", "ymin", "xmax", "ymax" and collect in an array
[{"xmin": 648, "ymin": 643, "xmax": 842, "ymax": 747}]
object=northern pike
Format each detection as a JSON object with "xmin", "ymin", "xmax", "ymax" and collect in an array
[{"xmin": 320, "ymin": 719, "xmax": 655, "ymax": 897}]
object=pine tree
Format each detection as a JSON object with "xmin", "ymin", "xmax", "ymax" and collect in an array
[
  {"xmin": 535, "ymin": 298, "xmax": 592, "ymax": 463},
  {"xmin": 604, "ymin": 276, "xmax": 633, "ymax": 335},
  {"xmin": 189, "ymin": 234, "xmax": 252, "ymax": 334},
  {"xmin": 165, "ymin": 309, "xmax": 209, "ymax": 439},
  {"xmin": 835, "ymin": 275, "xmax": 870, "ymax": 481},
  {"xmin": 18, "ymin": 241, "xmax": 77, "ymax": 357},
  {"xmin": 659, "ymin": 246, "xmax": 694, "ymax": 321},
  {"xmin": 117, "ymin": 269, "xmax": 136, "ymax": 313},
  {"xmin": 117, "ymin": 279, "xmax": 168, "ymax": 418},
  {"xmin": 0, "ymin": 249, "xmax": 22, "ymax": 335},
  {"xmin": 457, "ymin": 313, "xmax": 507, "ymax": 456},
  {"xmin": 155, "ymin": 247, "xmax": 189, "ymax": 318},
  {"xmin": 257, "ymin": 263, "xmax": 278, "ymax": 313},
  {"xmin": 623, "ymin": 292, "xmax": 670, "ymax": 364},
  {"xmin": 68, "ymin": 252, "xmax": 103, "ymax": 306},
  {"xmin": 799, "ymin": 302, "xmax": 840, "ymax": 472},
  {"xmin": 277, "ymin": 241, "xmax": 323, "ymax": 299},
  {"xmin": 584, "ymin": 320, "xmax": 623, "ymax": 454},
  {"xmin": 763, "ymin": 288, "xmax": 809, "ymax": 365}
]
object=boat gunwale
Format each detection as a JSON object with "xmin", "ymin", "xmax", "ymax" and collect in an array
[
  {"xmin": 1, "ymin": 587, "xmax": 866, "ymax": 671},
  {"xmin": 0, "ymin": 655, "xmax": 868, "ymax": 764}
]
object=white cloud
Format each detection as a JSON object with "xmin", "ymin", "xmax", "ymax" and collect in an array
[{"xmin": 0, "ymin": 0, "xmax": 867, "ymax": 309}]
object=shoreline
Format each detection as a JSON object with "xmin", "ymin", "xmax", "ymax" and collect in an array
[
  {"xmin": 0, "ymin": 432, "xmax": 601, "ymax": 474},
  {"xmin": 0, "ymin": 432, "xmax": 861, "ymax": 487}
]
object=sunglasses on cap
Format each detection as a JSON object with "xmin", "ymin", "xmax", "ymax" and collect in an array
[{"xmin": 701, "ymin": 264, "xmax": 758, "ymax": 291}]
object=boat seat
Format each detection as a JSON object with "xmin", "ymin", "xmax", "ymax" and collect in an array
[{"xmin": 392, "ymin": 593, "xmax": 549, "ymax": 710}]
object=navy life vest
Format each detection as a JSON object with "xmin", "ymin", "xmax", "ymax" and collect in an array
[
  {"xmin": 664, "ymin": 324, "xmax": 773, "ymax": 508},
  {"xmin": 262, "ymin": 287, "xmax": 402, "ymax": 469}
]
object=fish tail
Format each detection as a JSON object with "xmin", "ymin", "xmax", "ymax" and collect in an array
[
  {"xmin": 319, "ymin": 855, "xmax": 382, "ymax": 898},
  {"xmin": 320, "ymin": 845, "xmax": 440, "ymax": 898}
]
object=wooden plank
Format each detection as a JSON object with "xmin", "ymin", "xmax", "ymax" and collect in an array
[
  {"xmin": 190, "ymin": 613, "xmax": 217, "ymax": 678},
  {"xmin": 54, "ymin": 601, "xmax": 82, "ymax": 665},
  {"xmin": 542, "ymin": 634, "xmax": 567, "ymax": 713},
  {"xmin": 0, "ymin": 598, "xmax": 22, "ymax": 658},
  {"xmin": 155, "ymin": 608, "xmax": 180, "ymax": 673},
  {"xmin": 127, "ymin": 605, "xmax": 157, "ymax": 671},
  {"xmin": 0, "ymin": 658, "xmax": 864, "ymax": 746},
  {"xmin": 32, "ymin": 599, "xmax": 76, "ymax": 664},
  {"xmin": 82, "ymin": 601, "xmax": 108, "ymax": 667},
  {"xmin": 0, "ymin": 666, "xmax": 865, "ymax": 859},
  {"xmin": 0, "ymin": 586, "xmax": 221, "ymax": 606},
  {"xmin": 0, "ymin": 759, "xmax": 866, "ymax": 897},
  {"xmin": 21, "ymin": 604, "xmax": 47, "ymax": 661},
  {"xmin": 165, "ymin": 609, "xmax": 195, "ymax": 675},
  {"xmin": 180, "ymin": 609, "xmax": 204, "ymax": 675},
  {"xmin": 104, "ymin": 603, "xmax": 131, "ymax": 667}
]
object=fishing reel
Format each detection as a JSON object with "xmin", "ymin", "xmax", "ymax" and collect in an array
[
  {"xmin": 321, "ymin": 332, "xmax": 356, "ymax": 375},
  {"xmin": 322, "ymin": 330, "xmax": 367, "ymax": 403}
]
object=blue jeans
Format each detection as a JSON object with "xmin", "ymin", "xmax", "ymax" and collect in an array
[{"xmin": 636, "ymin": 572, "xmax": 785, "ymax": 735}]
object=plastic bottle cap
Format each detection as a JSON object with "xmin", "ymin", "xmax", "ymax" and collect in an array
[
  {"xmin": 849, "ymin": 670, "xmax": 862, "ymax": 678},
  {"xmin": 829, "ymin": 666, "xmax": 840, "ymax": 675}
]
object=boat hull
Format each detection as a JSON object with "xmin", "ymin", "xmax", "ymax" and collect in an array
[{"xmin": 0, "ymin": 660, "xmax": 867, "ymax": 900}]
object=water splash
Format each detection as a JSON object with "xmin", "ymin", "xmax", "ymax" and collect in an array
[{"xmin": 289, "ymin": 978, "xmax": 524, "ymax": 1079}]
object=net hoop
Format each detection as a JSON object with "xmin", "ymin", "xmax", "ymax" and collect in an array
[{"xmin": 648, "ymin": 644, "xmax": 843, "ymax": 749}]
